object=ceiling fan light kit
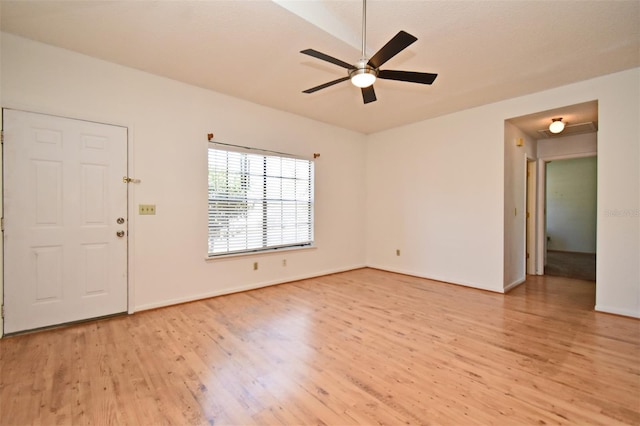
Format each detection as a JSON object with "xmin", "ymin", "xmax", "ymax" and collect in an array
[
  {"xmin": 350, "ymin": 62, "xmax": 378, "ymax": 88},
  {"xmin": 301, "ymin": 0, "xmax": 437, "ymax": 104}
]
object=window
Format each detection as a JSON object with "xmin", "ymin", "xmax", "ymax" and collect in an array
[{"xmin": 208, "ymin": 145, "xmax": 314, "ymax": 257}]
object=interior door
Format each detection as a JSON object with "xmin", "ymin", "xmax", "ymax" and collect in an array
[{"xmin": 3, "ymin": 109, "xmax": 128, "ymax": 333}]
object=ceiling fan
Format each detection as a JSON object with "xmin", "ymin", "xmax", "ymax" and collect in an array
[{"xmin": 300, "ymin": 0, "xmax": 437, "ymax": 104}]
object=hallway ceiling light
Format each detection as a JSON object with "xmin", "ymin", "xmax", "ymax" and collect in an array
[{"xmin": 549, "ymin": 118, "xmax": 565, "ymax": 134}]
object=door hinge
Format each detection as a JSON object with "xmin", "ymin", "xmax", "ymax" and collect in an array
[
  {"xmin": 1, "ymin": 217, "xmax": 4, "ymax": 232},
  {"xmin": 1, "ymin": 130, "xmax": 4, "ymax": 144},
  {"xmin": 1, "ymin": 305, "xmax": 4, "ymax": 319}
]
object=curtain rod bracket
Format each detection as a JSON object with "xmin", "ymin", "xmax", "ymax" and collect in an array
[{"xmin": 207, "ymin": 133, "xmax": 214, "ymax": 141}]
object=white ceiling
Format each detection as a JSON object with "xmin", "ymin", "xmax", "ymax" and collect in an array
[{"xmin": 1, "ymin": 0, "xmax": 639, "ymax": 134}]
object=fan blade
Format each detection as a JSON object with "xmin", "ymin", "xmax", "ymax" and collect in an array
[
  {"xmin": 301, "ymin": 49, "xmax": 355, "ymax": 70},
  {"xmin": 378, "ymin": 70, "xmax": 438, "ymax": 85},
  {"xmin": 367, "ymin": 31, "xmax": 417, "ymax": 69},
  {"xmin": 303, "ymin": 76, "xmax": 350, "ymax": 94},
  {"xmin": 361, "ymin": 86, "xmax": 377, "ymax": 104}
]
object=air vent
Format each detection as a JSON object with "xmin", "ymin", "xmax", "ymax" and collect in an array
[{"xmin": 537, "ymin": 121, "xmax": 597, "ymax": 139}]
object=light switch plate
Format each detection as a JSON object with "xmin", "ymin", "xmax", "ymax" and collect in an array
[{"xmin": 139, "ymin": 204, "xmax": 156, "ymax": 215}]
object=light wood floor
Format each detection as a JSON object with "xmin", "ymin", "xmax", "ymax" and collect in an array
[{"xmin": 1, "ymin": 269, "xmax": 638, "ymax": 425}]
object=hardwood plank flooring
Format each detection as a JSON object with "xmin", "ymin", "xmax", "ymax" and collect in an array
[{"xmin": 1, "ymin": 268, "xmax": 638, "ymax": 425}]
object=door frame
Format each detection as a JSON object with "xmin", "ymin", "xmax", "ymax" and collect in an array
[
  {"xmin": 525, "ymin": 156, "xmax": 537, "ymax": 275},
  {"xmin": 0, "ymin": 107, "xmax": 136, "ymax": 337},
  {"xmin": 535, "ymin": 151, "xmax": 598, "ymax": 277}
]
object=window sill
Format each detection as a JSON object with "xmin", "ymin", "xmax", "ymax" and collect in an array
[{"xmin": 205, "ymin": 244, "xmax": 317, "ymax": 261}]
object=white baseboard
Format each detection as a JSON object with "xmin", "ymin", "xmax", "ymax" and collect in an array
[
  {"xmin": 595, "ymin": 304, "xmax": 640, "ymax": 319},
  {"xmin": 504, "ymin": 277, "xmax": 526, "ymax": 292},
  {"xmin": 114, "ymin": 265, "xmax": 640, "ymax": 322},
  {"xmin": 134, "ymin": 264, "xmax": 366, "ymax": 312},
  {"xmin": 366, "ymin": 264, "xmax": 504, "ymax": 293}
]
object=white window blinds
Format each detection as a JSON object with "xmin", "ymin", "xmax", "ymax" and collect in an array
[{"xmin": 208, "ymin": 146, "xmax": 314, "ymax": 256}]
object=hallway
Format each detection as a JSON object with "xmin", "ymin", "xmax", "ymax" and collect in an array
[{"xmin": 545, "ymin": 250, "xmax": 596, "ymax": 281}]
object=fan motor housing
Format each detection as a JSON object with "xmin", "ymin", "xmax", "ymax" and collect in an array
[{"xmin": 349, "ymin": 62, "xmax": 378, "ymax": 87}]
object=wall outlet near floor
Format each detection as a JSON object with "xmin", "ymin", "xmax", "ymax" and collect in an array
[
  {"xmin": 282, "ymin": 259, "xmax": 287, "ymax": 267},
  {"xmin": 396, "ymin": 249, "xmax": 401, "ymax": 256},
  {"xmin": 139, "ymin": 204, "xmax": 156, "ymax": 215},
  {"xmin": 253, "ymin": 262, "xmax": 258, "ymax": 270}
]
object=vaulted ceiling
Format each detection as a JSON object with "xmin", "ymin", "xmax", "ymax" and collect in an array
[{"xmin": 1, "ymin": 1, "xmax": 639, "ymax": 134}]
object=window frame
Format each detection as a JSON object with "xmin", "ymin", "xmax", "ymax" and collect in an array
[{"xmin": 207, "ymin": 143, "xmax": 315, "ymax": 258}]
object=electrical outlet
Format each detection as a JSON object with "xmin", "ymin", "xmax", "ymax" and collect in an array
[
  {"xmin": 253, "ymin": 262, "xmax": 258, "ymax": 270},
  {"xmin": 282, "ymin": 259, "xmax": 287, "ymax": 267},
  {"xmin": 139, "ymin": 204, "xmax": 156, "ymax": 215},
  {"xmin": 396, "ymin": 249, "xmax": 401, "ymax": 256}
]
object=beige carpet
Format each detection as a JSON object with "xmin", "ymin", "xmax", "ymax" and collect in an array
[{"xmin": 545, "ymin": 250, "xmax": 596, "ymax": 281}]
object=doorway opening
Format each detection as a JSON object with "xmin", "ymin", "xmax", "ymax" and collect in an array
[
  {"xmin": 544, "ymin": 156, "xmax": 597, "ymax": 281},
  {"xmin": 505, "ymin": 100, "xmax": 598, "ymax": 295}
]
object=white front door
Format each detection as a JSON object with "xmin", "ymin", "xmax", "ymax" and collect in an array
[{"xmin": 3, "ymin": 110, "xmax": 128, "ymax": 333}]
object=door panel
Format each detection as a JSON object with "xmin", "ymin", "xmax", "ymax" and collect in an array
[{"xmin": 3, "ymin": 110, "xmax": 128, "ymax": 333}]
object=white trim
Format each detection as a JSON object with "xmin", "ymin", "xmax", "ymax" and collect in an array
[
  {"xmin": 126, "ymin": 124, "xmax": 136, "ymax": 314},
  {"xmin": 134, "ymin": 264, "xmax": 366, "ymax": 312},
  {"xmin": 537, "ymin": 153, "xmax": 598, "ymax": 275},
  {"xmin": 595, "ymin": 305, "xmax": 640, "ymax": 319},
  {"xmin": 205, "ymin": 244, "xmax": 316, "ymax": 261},
  {"xmin": 366, "ymin": 265, "xmax": 505, "ymax": 293},
  {"xmin": 525, "ymin": 157, "xmax": 538, "ymax": 275},
  {"xmin": 540, "ymin": 153, "xmax": 599, "ymax": 277},
  {"xmin": 538, "ymin": 151, "xmax": 597, "ymax": 161},
  {"xmin": 521, "ymin": 152, "xmax": 528, "ymax": 279},
  {"xmin": 536, "ymin": 159, "xmax": 546, "ymax": 274},
  {"xmin": 0, "ymin": 109, "xmax": 4, "ymax": 338},
  {"xmin": 504, "ymin": 277, "xmax": 526, "ymax": 292}
]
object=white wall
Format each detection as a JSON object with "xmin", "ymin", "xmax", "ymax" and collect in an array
[
  {"xmin": 0, "ymin": 33, "xmax": 367, "ymax": 314},
  {"xmin": 2, "ymin": 33, "xmax": 638, "ymax": 322},
  {"xmin": 594, "ymin": 70, "xmax": 640, "ymax": 318},
  {"xmin": 546, "ymin": 157, "xmax": 598, "ymax": 253},
  {"xmin": 538, "ymin": 132, "xmax": 597, "ymax": 159},
  {"xmin": 366, "ymin": 108, "xmax": 505, "ymax": 292},
  {"xmin": 366, "ymin": 68, "xmax": 640, "ymax": 318},
  {"xmin": 0, "ymin": 79, "xmax": 3, "ymax": 335},
  {"xmin": 503, "ymin": 123, "xmax": 536, "ymax": 290}
]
